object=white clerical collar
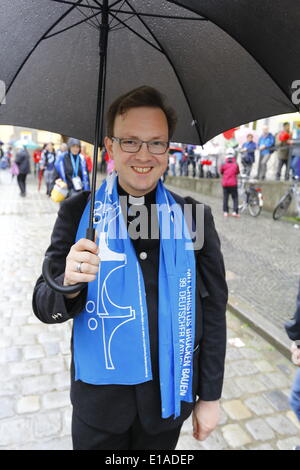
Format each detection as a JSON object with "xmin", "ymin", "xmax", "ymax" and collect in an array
[{"xmin": 128, "ymin": 194, "xmax": 145, "ymax": 205}]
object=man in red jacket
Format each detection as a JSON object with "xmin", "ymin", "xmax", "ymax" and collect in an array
[
  {"xmin": 276, "ymin": 122, "xmax": 292, "ymax": 181},
  {"xmin": 220, "ymin": 149, "xmax": 240, "ymax": 217}
]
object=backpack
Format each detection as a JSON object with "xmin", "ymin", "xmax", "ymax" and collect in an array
[{"xmin": 0, "ymin": 156, "xmax": 9, "ymax": 169}]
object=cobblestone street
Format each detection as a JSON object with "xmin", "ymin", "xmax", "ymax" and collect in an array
[
  {"xmin": 167, "ymin": 181, "xmax": 300, "ymax": 350},
  {"xmin": 0, "ymin": 170, "xmax": 299, "ymax": 450}
]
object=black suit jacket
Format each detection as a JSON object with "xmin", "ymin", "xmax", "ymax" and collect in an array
[{"xmin": 32, "ymin": 188, "xmax": 228, "ymax": 434}]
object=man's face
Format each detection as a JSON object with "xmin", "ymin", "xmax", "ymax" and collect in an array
[
  {"xmin": 284, "ymin": 124, "xmax": 290, "ymax": 133},
  {"xmin": 104, "ymin": 106, "xmax": 169, "ymax": 196},
  {"xmin": 263, "ymin": 126, "xmax": 269, "ymax": 135},
  {"xmin": 70, "ymin": 144, "xmax": 80, "ymax": 155},
  {"xmin": 247, "ymin": 134, "xmax": 253, "ymax": 142}
]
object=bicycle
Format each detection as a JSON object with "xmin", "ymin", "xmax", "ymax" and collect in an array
[
  {"xmin": 238, "ymin": 174, "xmax": 263, "ymax": 217},
  {"xmin": 273, "ymin": 176, "xmax": 300, "ymax": 220}
]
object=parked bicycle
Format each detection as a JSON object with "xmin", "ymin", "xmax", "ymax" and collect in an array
[
  {"xmin": 273, "ymin": 176, "xmax": 300, "ymax": 220},
  {"xmin": 237, "ymin": 174, "xmax": 263, "ymax": 217}
]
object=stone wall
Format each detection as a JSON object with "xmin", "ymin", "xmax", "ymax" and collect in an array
[{"xmin": 166, "ymin": 176, "xmax": 299, "ymax": 217}]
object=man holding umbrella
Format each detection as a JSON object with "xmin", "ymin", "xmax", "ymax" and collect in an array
[{"xmin": 33, "ymin": 86, "xmax": 228, "ymax": 450}]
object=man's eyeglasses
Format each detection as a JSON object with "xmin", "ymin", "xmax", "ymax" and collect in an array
[{"xmin": 111, "ymin": 137, "xmax": 169, "ymax": 155}]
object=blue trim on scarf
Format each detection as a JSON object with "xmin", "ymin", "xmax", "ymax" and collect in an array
[{"xmin": 73, "ymin": 171, "xmax": 196, "ymax": 419}]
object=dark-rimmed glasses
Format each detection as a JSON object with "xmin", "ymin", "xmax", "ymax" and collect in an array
[{"xmin": 111, "ymin": 137, "xmax": 169, "ymax": 155}]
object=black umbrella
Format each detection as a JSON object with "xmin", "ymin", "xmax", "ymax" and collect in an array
[{"xmin": 1, "ymin": 0, "xmax": 299, "ymax": 294}]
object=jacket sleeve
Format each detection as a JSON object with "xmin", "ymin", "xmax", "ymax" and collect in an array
[
  {"xmin": 32, "ymin": 192, "xmax": 90, "ymax": 324},
  {"xmin": 195, "ymin": 204, "xmax": 228, "ymax": 401},
  {"xmin": 266, "ymin": 134, "xmax": 275, "ymax": 148},
  {"xmin": 285, "ymin": 279, "xmax": 300, "ymax": 342}
]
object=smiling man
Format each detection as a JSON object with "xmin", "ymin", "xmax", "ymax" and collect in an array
[{"xmin": 33, "ymin": 86, "xmax": 228, "ymax": 451}]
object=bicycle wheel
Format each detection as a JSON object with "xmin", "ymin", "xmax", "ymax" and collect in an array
[
  {"xmin": 248, "ymin": 190, "xmax": 262, "ymax": 217},
  {"xmin": 273, "ymin": 192, "xmax": 292, "ymax": 220}
]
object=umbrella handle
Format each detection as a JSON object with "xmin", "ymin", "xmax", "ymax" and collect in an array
[
  {"xmin": 42, "ymin": 256, "xmax": 87, "ymax": 295},
  {"xmin": 42, "ymin": 227, "xmax": 95, "ymax": 295}
]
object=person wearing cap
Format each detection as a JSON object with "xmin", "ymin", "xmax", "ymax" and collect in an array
[
  {"xmin": 220, "ymin": 149, "xmax": 240, "ymax": 217},
  {"xmin": 51, "ymin": 138, "xmax": 90, "ymax": 198}
]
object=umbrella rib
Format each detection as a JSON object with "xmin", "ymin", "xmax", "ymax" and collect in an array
[
  {"xmin": 108, "ymin": 0, "xmax": 126, "ymax": 29},
  {"xmin": 44, "ymin": 11, "xmax": 102, "ymax": 38},
  {"xmin": 109, "ymin": 9, "xmax": 208, "ymax": 21},
  {"xmin": 124, "ymin": 0, "xmax": 204, "ymax": 145},
  {"xmin": 85, "ymin": 0, "xmax": 102, "ymax": 27},
  {"xmin": 75, "ymin": 4, "xmax": 101, "ymax": 29},
  {"xmin": 48, "ymin": 0, "xmax": 101, "ymax": 9},
  {"xmin": 3, "ymin": 0, "xmax": 85, "ymax": 100},
  {"xmin": 168, "ymin": 0, "xmax": 299, "ymax": 112},
  {"xmin": 108, "ymin": 11, "xmax": 164, "ymax": 54},
  {"xmin": 110, "ymin": 15, "xmax": 136, "ymax": 32}
]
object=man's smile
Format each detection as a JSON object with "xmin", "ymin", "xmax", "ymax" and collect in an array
[{"xmin": 131, "ymin": 166, "xmax": 153, "ymax": 174}]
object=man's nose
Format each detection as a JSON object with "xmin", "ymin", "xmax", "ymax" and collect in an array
[{"xmin": 135, "ymin": 142, "xmax": 153, "ymax": 159}]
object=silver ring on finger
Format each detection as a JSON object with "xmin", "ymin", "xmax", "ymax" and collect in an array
[{"xmin": 76, "ymin": 261, "xmax": 83, "ymax": 273}]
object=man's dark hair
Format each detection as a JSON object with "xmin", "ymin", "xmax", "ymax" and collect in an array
[
  {"xmin": 283, "ymin": 122, "xmax": 290, "ymax": 127},
  {"xmin": 106, "ymin": 86, "xmax": 177, "ymax": 139}
]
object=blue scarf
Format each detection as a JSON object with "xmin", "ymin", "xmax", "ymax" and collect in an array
[{"xmin": 73, "ymin": 171, "xmax": 196, "ymax": 419}]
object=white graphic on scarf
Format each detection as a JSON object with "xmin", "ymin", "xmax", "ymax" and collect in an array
[{"xmin": 88, "ymin": 199, "xmax": 136, "ymax": 370}]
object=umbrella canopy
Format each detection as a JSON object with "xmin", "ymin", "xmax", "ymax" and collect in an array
[{"xmin": 0, "ymin": 0, "xmax": 299, "ymax": 146}]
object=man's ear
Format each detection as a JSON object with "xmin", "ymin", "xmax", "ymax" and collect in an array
[{"xmin": 104, "ymin": 136, "xmax": 114, "ymax": 160}]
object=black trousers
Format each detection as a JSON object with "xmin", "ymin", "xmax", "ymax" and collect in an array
[
  {"xmin": 72, "ymin": 412, "xmax": 182, "ymax": 451},
  {"xmin": 276, "ymin": 159, "xmax": 289, "ymax": 180},
  {"xmin": 223, "ymin": 186, "xmax": 239, "ymax": 213},
  {"xmin": 17, "ymin": 173, "xmax": 27, "ymax": 195}
]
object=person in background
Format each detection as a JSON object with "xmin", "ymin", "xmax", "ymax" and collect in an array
[
  {"xmin": 180, "ymin": 147, "xmax": 188, "ymax": 176},
  {"xmin": 40, "ymin": 142, "xmax": 56, "ymax": 196},
  {"xmin": 240, "ymin": 133, "xmax": 256, "ymax": 177},
  {"xmin": 4, "ymin": 145, "xmax": 13, "ymax": 168},
  {"xmin": 56, "ymin": 143, "xmax": 68, "ymax": 159},
  {"xmin": 0, "ymin": 141, "xmax": 4, "ymax": 159},
  {"xmin": 33, "ymin": 147, "xmax": 42, "ymax": 176},
  {"xmin": 81, "ymin": 144, "xmax": 93, "ymax": 174},
  {"xmin": 276, "ymin": 122, "xmax": 292, "ymax": 181},
  {"xmin": 177, "ymin": 149, "xmax": 184, "ymax": 176},
  {"xmin": 168, "ymin": 151, "xmax": 177, "ymax": 177},
  {"xmin": 37, "ymin": 144, "xmax": 47, "ymax": 191},
  {"xmin": 0, "ymin": 143, "xmax": 10, "ymax": 170},
  {"xmin": 220, "ymin": 148, "xmax": 240, "ymax": 217},
  {"xmin": 106, "ymin": 152, "xmax": 115, "ymax": 174},
  {"xmin": 52, "ymin": 138, "xmax": 90, "ymax": 198},
  {"xmin": 186, "ymin": 145, "xmax": 196, "ymax": 177},
  {"xmin": 256, "ymin": 126, "xmax": 275, "ymax": 180},
  {"xmin": 285, "ymin": 280, "xmax": 300, "ymax": 450},
  {"xmin": 15, "ymin": 145, "xmax": 31, "ymax": 197},
  {"xmin": 99, "ymin": 147, "xmax": 107, "ymax": 174}
]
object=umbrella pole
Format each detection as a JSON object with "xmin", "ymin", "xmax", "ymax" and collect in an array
[
  {"xmin": 86, "ymin": 0, "xmax": 109, "ymax": 241},
  {"xmin": 42, "ymin": 0, "xmax": 109, "ymax": 294}
]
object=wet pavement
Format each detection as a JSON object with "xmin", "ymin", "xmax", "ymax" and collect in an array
[
  {"xmin": 0, "ymin": 170, "xmax": 299, "ymax": 450},
  {"xmin": 166, "ymin": 180, "xmax": 300, "ymax": 352}
]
